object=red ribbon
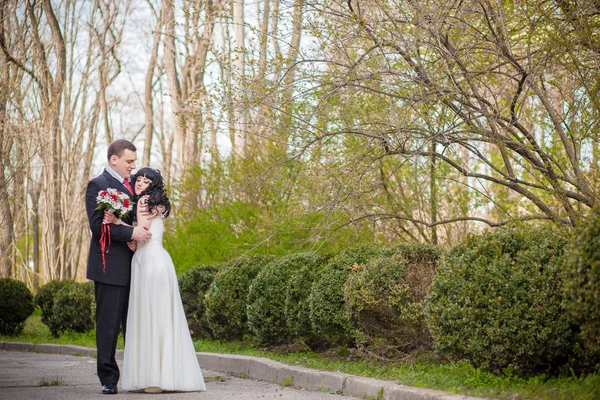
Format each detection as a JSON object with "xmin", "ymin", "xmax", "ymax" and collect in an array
[{"xmin": 99, "ymin": 223, "xmax": 111, "ymax": 272}]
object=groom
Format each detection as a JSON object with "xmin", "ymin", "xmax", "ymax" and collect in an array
[{"xmin": 85, "ymin": 139, "xmax": 152, "ymax": 395}]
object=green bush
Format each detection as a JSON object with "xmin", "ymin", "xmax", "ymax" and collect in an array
[
  {"xmin": 425, "ymin": 226, "xmax": 582, "ymax": 374},
  {"xmin": 344, "ymin": 244, "xmax": 440, "ymax": 360},
  {"xmin": 179, "ymin": 264, "xmax": 222, "ymax": 338},
  {"xmin": 563, "ymin": 208, "xmax": 600, "ymax": 355},
  {"xmin": 247, "ymin": 253, "xmax": 328, "ymax": 345},
  {"xmin": 309, "ymin": 246, "xmax": 392, "ymax": 344},
  {"xmin": 35, "ymin": 279, "xmax": 77, "ymax": 328},
  {"xmin": 285, "ymin": 253, "xmax": 331, "ymax": 345},
  {"xmin": 205, "ymin": 255, "xmax": 273, "ymax": 340},
  {"xmin": 0, "ymin": 278, "xmax": 35, "ymax": 336},
  {"xmin": 49, "ymin": 282, "xmax": 95, "ymax": 336}
]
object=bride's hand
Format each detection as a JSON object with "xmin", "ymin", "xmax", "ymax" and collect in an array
[
  {"xmin": 103, "ymin": 211, "xmax": 120, "ymax": 225},
  {"xmin": 138, "ymin": 195, "xmax": 160, "ymax": 218}
]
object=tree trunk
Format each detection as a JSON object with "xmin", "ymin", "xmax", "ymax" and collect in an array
[
  {"xmin": 162, "ymin": 0, "xmax": 184, "ymax": 171},
  {"xmin": 30, "ymin": 185, "xmax": 41, "ymax": 289},
  {"xmin": 277, "ymin": 0, "xmax": 303, "ymax": 153},
  {"xmin": 0, "ymin": 1, "xmax": 14, "ymax": 278},
  {"xmin": 232, "ymin": 0, "xmax": 246, "ymax": 157},
  {"xmin": 143, "ymin": 6, "xmax": 163, "ymax": 166},
  {"xmin": 429, "ymin": 142, "xmax": 437, "ymax": 245}
]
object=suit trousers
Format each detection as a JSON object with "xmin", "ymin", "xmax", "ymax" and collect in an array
[{"xmin": 94, "ymin": 281, "xmax": 130, "ymax": 386}]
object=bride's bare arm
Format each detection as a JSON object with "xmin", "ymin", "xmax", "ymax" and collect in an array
[{"xmin": 136, "ymin": 195, "xmax": 159, "ymax": 230}]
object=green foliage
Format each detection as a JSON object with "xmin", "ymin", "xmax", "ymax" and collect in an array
[
  {"xmin": 425, "ymin": 226, "xmax": 583, "ymax": 374},
  {"xmin": 178, "ymin": 264, "xmax": 222, "ymax": 338},
  {"xmin": 247, "ymin": 252, "xmax": 329, "ymax": 345},
  {"xmin": 35, "ymin": 279, "xmax": 77, "ymax": 328},
  {"xmin": 49, "ymin": 282, "xmax": 95, "ymax": 337},
  {"xmin": 166, "ymin": 163, "xmax": 378, "ymax": 274},
  {"xmin": 309, "ymin": 246, "xmax": 393, "ymax": 344},
  {"xmin": 0, "ymin": 278, "xmax": 35, "ymax": 336},
  {"xmin": 563, "ymin": 208, "xmax": 600, "ymax": 355},
  {"xmin": 36, "ymin": 280, "xmax": 94, "ymax": 337},
  {"xmin": 165, "ymin": 201, "xmax": 264, "ymax": 273},
  {"xmin": 284, "ymin": 253, "xmax": 331, "ymax": 344},
  {"xmin": 344, "ymin": 244, "xmax": 440, "ymax": 360},
  {"xmin": 205, "ymin": 255, "xmax": 274, "ymax": 340}
]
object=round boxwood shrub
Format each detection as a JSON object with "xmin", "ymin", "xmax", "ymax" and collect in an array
[
  {"xmin": 284, "ymin": 253, "xmax": 331, "ymax": 345},
  {"xmin": 0, "ymin": 278, "xmax": 35, "ymax": 336},
  {"xmin": 35, "ymin": 279, "xmax": 77, "ymax": 328},
  {"xmin": 179, "ymin": 264, "xmax": 222, "ymax": 338},
  {"xmin": 49, "ymin": 282, "xmax": 95, "ymax": 336},
  {"xmin": 309, "ymin": 246, "xmax": 393, "ymax": 345},
  {"xmin": 247, "ymin": 252, "xmax": 328, "ymax": 345},
  {"xmin": 425, "ymin": 226, "xmax": 581, "ymax": 374},
  {"xmin": 563, "ymin": 208, "xmax": 600, "ymax": 355},
  {"xmin": 344, "ymin": 244, "xmax": 439, "ymax": 360},
  {"xmin": 205, "ymin": 255, "xmax": 273, "ymax": 340}
]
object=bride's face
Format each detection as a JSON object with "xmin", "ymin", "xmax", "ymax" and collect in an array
[{"xmin": 134, "ymin": 175, "xmax": 152, "ymax": 195}]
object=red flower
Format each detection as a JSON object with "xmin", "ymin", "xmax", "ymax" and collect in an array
[
  {"xmin": 110, "ymin": 194, "xmax": 117, "ymax": 201},
  {"xmin": 123, "ymin": 199, "xmax": 130, "ymax": 208},
  {"xmin": 100, "ymin": 190, "xmax": 109, "ymax": 196}
]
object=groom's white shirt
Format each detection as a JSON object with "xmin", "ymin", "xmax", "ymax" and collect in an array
[{"xmin": 106, "ymin": 165, "xmax": 128, "ymax": 183}]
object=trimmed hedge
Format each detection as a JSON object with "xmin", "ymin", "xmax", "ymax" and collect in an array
[
  {"xmin": 205, "ymin": 255, "xmax": 273, "ymax": 340},
  {"xmin": 344, "ymin": 244, "xmax": 439, "ymax": 360},
  {"xmin": 50, "ymin": 281, "xmax": 95, "ymax": 336},
  {"xmin": 0, "ymin": 278, "xmax": 35, "ymax": 336},
  {"xmin": 247, "ymin": 252, "xmax": 328, "ymax": 345},
  {"xmin": 425, "ymin": 227, "xmax": 581, "ymax": 374},
  {"xmin": 35, "ymin": 279, "xmax": 77, "ymax": 330},
  {"xmin": 309, "ymin": 246, "xmax": 393, "ymax": 344},
  {"xmin": 285, "ymin": 253, "xmax": 331, "ymax": 345},
  {"xmin": 179, "ymin": 264, "xmax": 222, "ymax": 338},
  {"xmin": 563, "ymin": 208, "xmax": 600, "ymax": 355},
  {"xmin": 36, "ymin": 280, "xmax": 94, "ymax": 337}
]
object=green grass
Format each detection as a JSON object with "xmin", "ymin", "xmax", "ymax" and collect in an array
[
  {"xmin": 38, "ymin": 377, "xmax": 64, "ymax": 386},
  {"xmin": 281, "ymin": 376, "xmax": 294, "ymax": 387},
  {"xmin": 191, "ymin": 340, "xmax": 600, "ymax": 399},
  {"xmin": 0, "ymin": 309, "xmax": 123, "ymax": 349},
  {"xmin": 3, "ymin": 312, "xmax": 599, "ymax": 399}
]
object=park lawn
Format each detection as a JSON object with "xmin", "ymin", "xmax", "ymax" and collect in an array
[{"xmin": 2, "ymin": 311, "xmax": 599, "ymax": 400}]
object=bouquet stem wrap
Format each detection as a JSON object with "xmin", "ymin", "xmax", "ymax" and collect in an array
[{"xmin": 99, "ymin": 223, "xmax": 112, "ymax": 272}]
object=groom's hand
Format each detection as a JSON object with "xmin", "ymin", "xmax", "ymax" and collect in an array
[
  {"xmin": 127, "ymin": 241, "xmax": 137, "ymax": 252},
  {"xmin": 132, "ymin": 226, "xmax": 152, "ymax": 243}
]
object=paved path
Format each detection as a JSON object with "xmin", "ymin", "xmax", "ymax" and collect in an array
[
  {"xmin": 0, "ymin": 343, "xmax": 483, "ymax": 400},
  {"xmin": 0, "ymin": 351, "xmax": 356, "ymax": 400}
]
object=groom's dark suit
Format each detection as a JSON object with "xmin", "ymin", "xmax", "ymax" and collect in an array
[{"xmin": 86, "ymin": 169, "xmax": 135, "ymax": 387}]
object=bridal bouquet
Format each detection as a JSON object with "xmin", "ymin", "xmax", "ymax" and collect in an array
[
  {"xmin": 95, "ymin": 188, "xmax": 134, "ymax": 271},
  {"xmin": 95, "ymin": 188, "xmax": 133, "ymax": 219}
]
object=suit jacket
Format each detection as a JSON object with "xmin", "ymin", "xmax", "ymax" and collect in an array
[{"xmin": 86, "ymin": 169, "xmax": 135, "ymax": 286}]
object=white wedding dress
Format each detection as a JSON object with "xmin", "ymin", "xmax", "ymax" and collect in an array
[{"xmin": 122, "ymin": 217, "xmax": 206, "ymax": 392}]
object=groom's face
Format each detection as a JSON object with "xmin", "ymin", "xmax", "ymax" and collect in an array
[{"xmin": 110, "ymin": 149, "xmax": 137, "ymax": 179}]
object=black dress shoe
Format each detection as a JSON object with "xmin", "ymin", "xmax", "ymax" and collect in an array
[{"xmin": 102, "ymin": 384, "xmax": 118, "ymax": 394}]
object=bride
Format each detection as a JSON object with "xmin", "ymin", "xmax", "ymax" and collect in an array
[{"xmin": 104, "ymin": 167, "xmax": 206, "ymax": 393}]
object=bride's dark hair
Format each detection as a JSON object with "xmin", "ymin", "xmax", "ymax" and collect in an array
[{"xmin": 132, "ymin": 167, "xmax": 171, "ymax": 218}]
